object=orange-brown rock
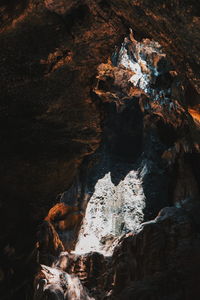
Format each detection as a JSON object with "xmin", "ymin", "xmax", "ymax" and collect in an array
[
  {"xmin": 44, "ymin": 203, "xmax": 83, "ymax": 251},
  {"xmin": 58, "ymin": 211, "xmax": 83, "ymax": 231},
  {"xmin": 45, "ymin": 203, "xmax": 80, "ymax": 223},
  {"xmin": 37, "ymin": 220, "xmax": 64, "ymax": 259},
  {"xmin": 189, "ymin": 105, "xmax": 200, "ymax": 126}
]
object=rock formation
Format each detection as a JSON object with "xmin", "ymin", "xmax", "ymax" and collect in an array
[{"xmin": 0, "ymin": 0, "xmax": 200, "ymax": 299}]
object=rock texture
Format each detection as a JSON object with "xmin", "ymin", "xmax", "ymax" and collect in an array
[
  {"xmin": 33, "ymin": 206, "xmax": 200, "ymax": 299},
  {"xmin": 0, "ymin": 0, "xmax": 200, "ymax": 299},
  {"xmin": 33, "ymin": 28, "xmax": 200, "ymax": 300},
  {"xmin": 107, "ymin": 206, "xmax": 200, "ymax": 300},
  {"xmin": 34, "ymin": 264, "xmax": 94, "ymax": 300},
  {"xmin": 74, "ymin": 33, "xmax": 200, "ymax": 257}
]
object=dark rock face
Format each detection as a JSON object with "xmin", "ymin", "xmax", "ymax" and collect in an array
[
  {"xmin": 109, "ymin": 207, "xmax": 200, "ymax": 300},
  {"xmin": 33, "ymin": 207, "xmax": 200, "ymax": 300},
  {"xmin": 0, "ymin": 0, "xmax": 200, "ymax": 299}
]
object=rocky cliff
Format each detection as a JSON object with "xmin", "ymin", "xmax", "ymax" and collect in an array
[{"xmin": 0, "ymin": 1, "xmax": 200, "ymax": 299}]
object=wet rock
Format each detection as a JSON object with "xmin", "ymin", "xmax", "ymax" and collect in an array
[{"xmin": 34, "ymin": 264, "xmax": 94, "ymax": 300}]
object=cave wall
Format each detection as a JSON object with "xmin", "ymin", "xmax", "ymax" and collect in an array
[{"xmin": 0, "ymin": 0, "xmax": 200, "ymax": 299}]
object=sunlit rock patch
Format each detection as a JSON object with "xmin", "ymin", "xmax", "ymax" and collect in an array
[
  {"xmin": 95, "ymin": 32, "xmax": 173, "ymax": 99},
  {"xmin": 75, "ymin": 170, "xmax": 145, "ymax": 256},
  {"xmin": 189, "ymin": 106, "xmax": 200, "ymax": 126},
  {"xmin": 94, "ymin": 30, "xmax": 200, "ymax": 153},
  {"xmin": 94, "ymin": 30, "xmax": 186, "ymax": 123}
]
